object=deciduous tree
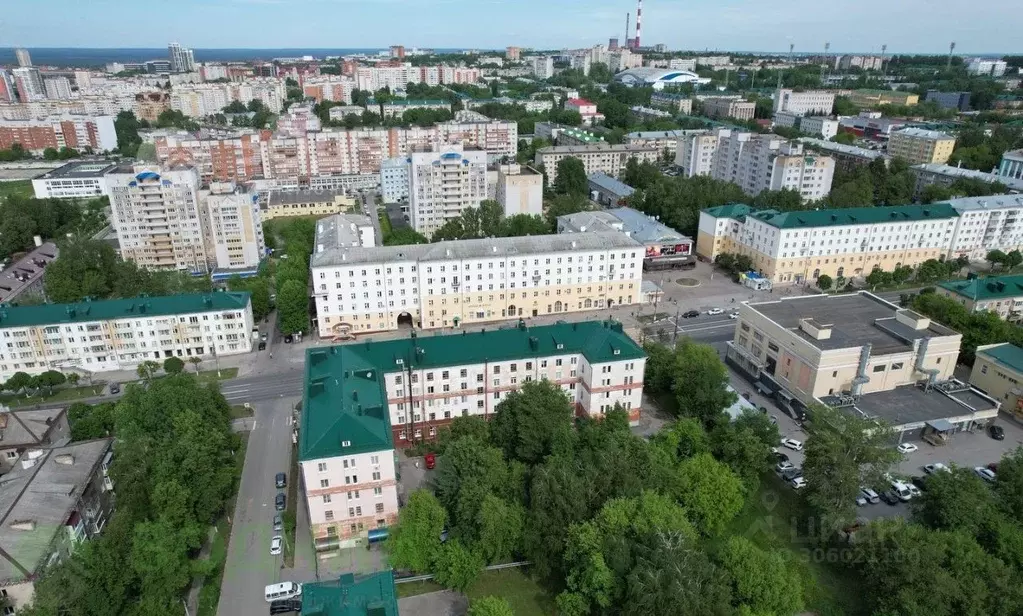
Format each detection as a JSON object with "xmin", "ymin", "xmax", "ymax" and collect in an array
[
  {"xmin": 433, "ymin": 539, "xmax": 484, "ymax": 592},
  {"xmin": 387, "ymin": 490, "xmax": 447, "ymax": 573},
  {"xmin": 489, "ymin": 380, "xmax": 574, "ymax": 465}
]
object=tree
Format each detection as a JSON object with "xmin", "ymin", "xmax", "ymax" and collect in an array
[
  {"xmin": 622, "ymin": 158, "xmax": 662, "ymax": 191},
  {"xmin": 384, "ymin": 227, "xmax": 428, "ymax": 246},
  {"xmin": 489, "ymin": 380, "xmax": 574, "ymax": 465},
  {"xmin": 162, "ymin": 357, "xmax": 185, "ymax": 375},
  {"xmin": 68, "ymin": 401, "xmax": 116, "ymax": 440},
  {"xmin": 66, "ymin": 372, "xmax": 80, "ymax": 387},
  {"xmin": 188, "ymin": 356, "xmax": 203, "ymax": 374},
  {"xmin": 670, "ymin": 340, "xmax": 736, "ymax": 425},
  {"xmin": 553, "ymin": 157, "xmax": 588, "ymax": 197},
  {"xmin": 709, "ymin": 412, "xmax": 778, "ymax": 491},
  {"xmin": 544, "ymin": 193, "xmax": 590, "ymax": 228},
  {"xmin": 4, "ymin": 371, "xmax": 32, "ymax": 395},
  {"xmin": 817, "ymin": 274, "xmax": 833, "ymax": 290},
  {"xmin": 1007, "ymin": 250, "xmax": 1023, "ymax": 269},
  {"xmin": 649, "ymin": 417, "xmax": 711, "ymax": 461},
  {"xmin": 387, "ymin": 490, "xmax": 446, "ymax": 573},
  {"xmin": 34, "ymin": 370, "xmax": 66, "ymax": 394},
  {"xmin": 832, "ymin": 131, "xmax": 856, "ymax": 145},
  {"xmin": 435, "ymin": 415, "xmax": 490, "ymax": 453},
  {"xmin": 277, "ymin": 279, "xmax": 308, "ymax": 335},
  {"xmin": 987, "ymin": 249, "xmax": 1009, "ymax": 268},
  {"xmin": 994, "ymin": 447, "xmax": 1023, "ymax": 523},
  {"xmin": 43, "ymin": 147, "xmax": 60, "ymax": 160},
  {"xmin": 475, "ymin": 494, "xmax": 525, "ymax": 564},
  {"xmin": 434, "ymin": 437, "xmax": 515, "ymax": 540},
  {"xmin": 673, "ymin": 453, "xmax": 744, "ymax": 536},
  {"xmin": 912, "ymin": 466, "xmax": 999, "ymax": 536},
  {"xmin": 222, "ymin": 100, "xmax": 247, "ymax": 113},
  {"xmin": 467, "ymin": 596, "xmax": 514, "ymax": 616},
  {"xmin": 801, "ymin": 404, "xmax": 902, "ymax": 529},
  {"xmin": 717, "ymin": 536, "xmax": 804, "ymax": 616},
  {"xmin": 433, "ymin": 539, "xmax": 484, "ymax": 592},
  {"xmin": 623, "ymin": 532, "xmax": 733, "ymax": 616},
  {"xmin": 136, "ymin": 360, "xmax": 160, "ymax": 381},
  {"xmin": 501, "ymin": 213, "xmax": 550, "ymax": 237}
]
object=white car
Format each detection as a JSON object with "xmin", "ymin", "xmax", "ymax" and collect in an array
[
  {"xmin": 975, "ymin": 467, "xmax": 997, "ymax": 483},
  {"xmin": 781, "ymin": 438, "xmax": 804, "ymax": 451},
  {"xmin": 270, "ymin": 536, "xmax": 283, "ymax": 555},
  {"xmin": 790, "ymin": 477, "xmax": 807, "ymax": 489},
  {"xmin": 707, "ymin": 308, "xmax": 724, "ymax": 315},
  {"xmin": 729, "ymin": 311, "xmax": 739, "ymax": 319},
  {"xmin": 775, "ymin": 461, "xmax": 795, "ymax": 474},
  {"xmin": 897, "ymin": 443, "xmax": 918, "ymax": 454},
  {"xmin": 905, "ymin": 483, "xmax": 922, "ymax": 498},
  {"xmin": 924, "ymin": 462, "xmax": 950, "ymax": 475}
]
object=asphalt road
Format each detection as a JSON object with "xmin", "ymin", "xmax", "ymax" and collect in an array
[
  {"xmin": 643, "ymin": 312, "xmax": 738, "ymax": 345},
  {"xmin": 217, "ymin": 395, "xmax": 300, "ymax": 616},
  {"xmin": 219, "ymin": 371, "xmax": 306, "ymax": 404}
]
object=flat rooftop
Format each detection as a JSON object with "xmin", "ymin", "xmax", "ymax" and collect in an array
[
  {"xmin": 267, "ymin": 188, "xmax": 348, "ymax": 207},
  {"xmin": 748, "ymin": 292, "xmax": 957, "ymax": 354},
  {"xmin": 0, "ymin": 242, "xmax": 59, "ymax": 304},
  {"xmin": 315, "ymin": 214, "xmax": 374, "ymax": 252},
  {"xmin": 33, "ymin": 160, "xmax": 118, "ymax": 180},
  {"xmin": 823, "ymin": 381, "xmax": 998, "ymax": 429}
]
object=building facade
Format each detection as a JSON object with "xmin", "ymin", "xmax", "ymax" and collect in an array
[
  {"xmin": 0, "ymin": 115, "xmax": 117, "ymax": 154},
  {"xmin": 847, "ymin": 90, "xmax": 920, "ymax": 107},
  {"xmin": 0, "ymin": 292, "xmax": 253, "ymax": 380},
  {"xmin": 702, "ymin": 97, "xmax": 755, "ymax": 121},
  {"xmin": 705, "ymin": 129, "xmax": 835, "ymax": 202},
  {"xmin": 31, "ymin": 160, "xmax": 118, "ymax": 199},
  {"xmin": 310, "ymin": 233, "xmax": 644, "ymax": 337},
  {"xmin": 772, "ymin": 89, "xmax": 836, "ymax": 116},
  {"xmin": 999, "ymin": 149, "xmax": 1023, "ymax": 181},
  {"xmin": 536, "ymin": 144, "xmax": 659, "ymax": 183},
  {"xmin": 262, "ymin": 188, "xmax": 356, "ymax": 220},
  {"xmin": 888, "ymin": 128, "xmax": 956, "ymax": 165},
  {"xmin": 946, "ymin": 194, "xmax": 1023, "ymax": 260},
  {"xmin": 911, "ymin": 163, "xmax": 1023, "ymax": 198},
  {"xmin": 407, "ymin": 146, "xmax": 489, "ymax": 236},
  {"xmin": 204, "ymin": 183, "xmax": 266, "ymax": 273},
  {"xmin": 107, "ymin": 164, "xmax": 211, "ymax": 274},
  {"xmin": 380, "ymin": 157, "xmax": 411, "ymax": 203},
  {"xmin": 495, "ymin": 164, "xmax": 543, "ymax": 217},
  {"xmin": 797, "ymin": 117, "xmax": 839, "ymax": 140},
  {"xmin": 937, "ymin": 275, "xmax": 1023, "ymax": 321},
  {"xmin": 970, "ymin": 344, "xmax": 1023, "ymax": 416},
  {"xmin": 924, "ymin": 90, "xmax": 972, "ymax": 111}
]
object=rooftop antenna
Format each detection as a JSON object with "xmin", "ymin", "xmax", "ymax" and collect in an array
[{"xmin": 947, "ymin": 41, "xmax": 955, "ymax": 70}]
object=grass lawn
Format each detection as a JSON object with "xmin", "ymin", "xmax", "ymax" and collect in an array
[
  {"xmin": 197, "ymin": 432, "xmax": 250, "ymax": 616},
  {"xmin": 229, "ymin": 404, "xmax": 254, "ymax": 419},
  {"xmin": 0, "ymin": 384, "xmax": 105, "ymax": 407},
  {"xmin": 196, "ymin": 367, "xmax": 239, "ymax": 382},
  {"xmin": 636, "ymin": 312, "xmax": 669, "ymax": 324},
  {"xmin": 721, "ymin": 474, "xmax": 867, "ymax": 616},
  {"xmin": 0, "ymin": 180, "xmax": 33, "ymax": 202},
  {"xmin": 397, "ymin": 569, "xmax": 554, "ymax": 616}
]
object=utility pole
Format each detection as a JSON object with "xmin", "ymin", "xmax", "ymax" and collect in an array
[
  {"xmin": 671, "ymin": 306, "xmax": 681, "ymax": 344},
  {"xmin": 947, "ymin": 41, "xmax": 956, "ymax": 70},
  {"xmin": 881, "ymin": 44, "xmax": 888, "ymax": 75}
]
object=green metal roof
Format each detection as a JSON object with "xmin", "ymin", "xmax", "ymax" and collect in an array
[
  {"xmin": 301, "ymin": 570, "xmax": 398, "ymax": 616},
  {"xmin": 938, "ymin": 274, "xmax": 1023, "ymax": 302},
  {"xmin": 0, "ymin": 292, "xmax": 251, "ymax": 330},
  {"xmin": 978, "ymin": 343, "xmax": 1023, "ymax": 376},
  {"xmin": 702, "ymin": 203, "xmax": 754, "ymax": 219},
  {"xmin": 300, "ymin": 320, "xmax": 645, "ymax": 461},
  {"xmin": 746, "ymin": 204, "xmax": 958, "ymax": 230}
]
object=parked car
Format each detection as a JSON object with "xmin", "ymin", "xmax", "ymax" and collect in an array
[
  {"xmin": 109, "ymin": 382, "xmax": 120, "ymax": 394},
  {"xmin": 860, "ymin": 487, "xmax": 880, "ymax": 504},
  {"xmin": 897, "ymin": 442, "xmax": 918, "ymax": 454},
  {"xmin": 424, "ymin": 452, "xmax": 436, "ymax": 470},
  {"xmin": 880, "ymin": 490, "xmax": 901, "ymax": 505},
  {"xmin": 261, "ymin": 332, "xmax": 268, "ymax": 342},
  {"xmin": 729, "ymin": 312, "xmax": 739, "ymax": 320},
  {"xmin": 790, "ymin": 477, "xmax": 807, "ymax": 490},
  {"xmin": 989, "ymin": 425, "xmax": 1005, "ymax": 440},
  {"xmin": 758, "ymin": 406, "xmax": 768, "ymax": 414},
  {"xmin": 270, "ymin": 536, "xmax": 283, "ymax": 555},
  {"xmin": 924, "ymin": 463, "xmax": 950, "ymax": 475},
  {"xmin": 273, "ymin": 514, "xmax": 283, "ymax": 532},
  {"xmin": 781, "ymin": 468, "xmax": 803, "ymax": 482},
  {"xmin": 275, "ymin": 492, "xmax": 286, "ymax": 511},
  {"xmin": 911, "ymin": 476, "xmax": 929, "ymax": 492},
  {"xmin": 258, "ymin": 341, "xmax": 267, "ymax": 351},
  {"xmin": 769, "ymin": 415, "xmax": 778, "ymax": 424},
  {"xmin": 773, "ymin": 451, "xmax": 789, "ymax": 463},
  {"xmin": 284, "ymin": 334, "xmax": 294, "ymax": 343},
  {"xmin": 707, "ymin": 308, "xmax": 724, "ymax": 315},
  {"xmin": 975, "ymin": 467, "xmax": 997, "ymax": 483},
  {"xmin": 269, "ymin": 599, "xmax": 302, "ymax": 615},
  {"xmin": 275, "ymin": 472, "xmax": 287, "ymax": 489},
  {"xmin": 776, "ymin": 461, "xmax": 795, "ymax": 474},
  {"xmin": 682, "ymin": 310, "xmax": 700, "ymax": 319},
  {"xmin": 781, "ymin": 438, "xmax": 804, "ymax": 451},
  {"xmin": 905, "ymin": 483, "xmax": 922, "ymax": 498}
]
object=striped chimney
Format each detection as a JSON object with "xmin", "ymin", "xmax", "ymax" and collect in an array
[{"xmin": 635, "ymin": 0, "xmax": 642, "ymax": 48}]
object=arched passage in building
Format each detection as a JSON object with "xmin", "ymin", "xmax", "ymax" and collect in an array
[{"xmin": 396, "ymin": 312, "xmax": 414, "ymax": 329}]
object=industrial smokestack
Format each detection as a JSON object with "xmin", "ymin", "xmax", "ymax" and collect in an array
[
  {"xmin": 635, "ymin": 0, "xmax": 643, "ymax": 48},
  {"xmin": 625, "ymin": 13, "xmax": 630, "ymax": 49}
]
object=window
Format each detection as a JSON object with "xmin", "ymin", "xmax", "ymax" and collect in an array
[
  {"xmin": 891, "ymin": 362, "xmax": 904, "ymax": 370},
  {"xmin": 981, "ymin": 364, "xmax": 988, "ymax": 374},
  {"xmin": 372, "ymin": 471, "xmax": 381, "ymax": 481},
  {"xmin": 322, "ymin": 494, "xmax": 332, "ymax": 503},
  {"xmin": 320, "ymin": 479, "xmax": 329, "ymax": 488},
  {"xmin": 376, "ymin": 503, "xmax": 385, "ymax": 513},
  {"xmin": 872, "ymin": 365, "xmax": 886, "ymax": 373},
  {"xmin": 317, "ymin": 462, "xmax": 327, "ymax": 473},
  {"xmin": 325, "ymin": 510, "xmax": 334, "ymax": 521}
]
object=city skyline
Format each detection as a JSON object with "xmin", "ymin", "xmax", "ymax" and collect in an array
[{"xmin": 2, "ymin": 0, "xmax": 1022, "ymax": 54}]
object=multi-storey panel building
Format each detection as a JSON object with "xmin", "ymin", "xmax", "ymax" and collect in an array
[
  {"xmin": 0, "ymin": 292, "xmax": 252, "ymax": 380},
  {"xmin": 772, "ymin": 88, "xmax": 836, "ymax": 116},
  {"xmin": 704, "ymin": 129, "xmax": 835, "ymax": 202},
  {"xmin": 310, "ymin": 233, "xmax": 644, "ymax": 338},
  {"xmin": 299, "ymin": 320, "xmax": 646, "ymax": 540},
  {"xmin": 536, "ymin": 144, "xmax": 659, "ymax": 183},
  {"xmin": 204, "ymin": 183, "xmax": 266, "ymax": 274},
  {"xmin": 31, "ymin": 160, "xmax": 117, "ymax": 199},
  {"xmin": 408, "ymin": 146, "xmax": 489, "ymax": 236},
  {"xmin": 107, "ymin": 164, "xmax": 211, "ymax": 274},
  {"xmin": 0, "ymin": 115, "xmax": 117, "ymax": 154},
  {"xmin": 946, "ymin": 194, "xmax": 1023, "ymax": 259},
  {"xmin": 888, "ymin": 128, "xmax": 956, "ymax": 165},
  {"xmin": 150, "ymin": 129, "xmax": 267, "ymax": 184}
]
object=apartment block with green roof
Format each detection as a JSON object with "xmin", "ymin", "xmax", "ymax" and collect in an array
[
  {"xmin": 0, "ymin": 292, "xmax": 252, "ymax": 381},
  {"xmin": 970, "ymin": 343, "xmax": 1023, "ymax": 418},
  {"xmin": 299, "ymin": 320, "xmax": 645, "ymax": 544},
  {"xmin": 937, "ymin": 274, "xmax": 1023, "ymax": 321}
]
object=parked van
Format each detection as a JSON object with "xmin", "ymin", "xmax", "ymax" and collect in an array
[{"xmin": 265, "ymin": 582, "xmax": 302, "ymax": 603}]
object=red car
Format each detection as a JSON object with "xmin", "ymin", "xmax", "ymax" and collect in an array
[{"xmin": 424, "ymin": 453, "xmax": 436, "ymax": 470}]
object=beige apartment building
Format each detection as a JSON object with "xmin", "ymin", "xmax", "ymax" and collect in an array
[
  {"xmin": 937, "ymin": 274, "xmax": 1023, "ymax": 321},
  {"xmin": 887, "ymin": 128, "xmax": 956, "ymax": 165},
  {"xmin": 262, "ymin": 188, "xmax": 356, "ymax": 220},
  {"xmin": 702, "ymin": 97, "xmax": 756, "ymax": 121},
  {"xmin": 535, "ymin": 144, "xmax": 659, "ymax": 183},
  {"xmin": 697, "ymin": 202, "xmax": 959, "ymax": 284},
  {"xmin": 970, "ymin": 343, "xmax": 1023, "ymax": 418}
]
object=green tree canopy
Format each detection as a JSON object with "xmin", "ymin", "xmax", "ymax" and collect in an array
[
  {"xmin": 386, "ymin": 490, "xmax": 447, "ymax": 573},
  {"xmin": 553, "ymin": 157, "xmax": 589, "ymax": 197},
  {"xmin": 489, "ymin": 379, "xmax": 575, "ymax": 465}
]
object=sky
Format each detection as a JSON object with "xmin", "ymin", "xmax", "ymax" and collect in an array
[{"xmin": 2, "ymin": 0, "xmax": 1022, "ymax": 54}]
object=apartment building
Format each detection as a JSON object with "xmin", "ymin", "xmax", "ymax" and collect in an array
[
  {"xmin": 558, "ymin": 207, "xmax": 694, "ymax": 265},
  {"xmin": 150, "ymin": 129, "xmax": 266, "ymax": 184},
  {"xmin": 12, "ymin": 67, "xmax": 45, "ymax": 102},
  {"xmin": 1000, "ymin": 149, "xmax": 1023, "ymax": 181},
  {"xmin": 31, "ymin": 159, "xmax": 118, "ymax": 199},
  {"xmin": 302, "ymin": 77, "xmax": 356, "ymax": 104},
  {"xmin": 43, "ymin": 77, "xmax": 73, "ymax": 100},
  {"xmin": 373, "ymin": 99, "xmax": 451, "ymax": 118},
  {"xmin": 626, "ymin": 129, "xmax": 701, "ymax": 154},
  {"xmin": 0, "ymin": 292, "xmax": 253, "ymax": 380},
  {"xmin": 463, "ymin": 96, "xmax": 554, "ymax": 113},
  {"xmin": 668, "ymin": 58, "xmax": 697, "ymax": 71},
  {"xmin": 263, "ymin": 188, "xmax": 356, "ymax": 220},
  {"xmin": 314, "ymin": 213, "xmax": 377, "ymax": 254},
  {"xmin": 967, "ymin": 58, "xmax": 1008, "ymax": 77},
  {"xmin": 946, "ymin": 194, "xmax": 1023, "ymax": 260},
  {"xmin": 925, "ymin": 90, "xmax": 972, "ymax": 111},
  {"xmin": 888, "ymin": 128, "xmax": 956, "ymax": 165},
  {"xmin": 170, "ymin": 81, "xmax": 286, "ymax": 117},
  {"xmin": 937, "ymin": 275, "xmax": 1023, "ymax": 321},
  {"xmin": 702, "ymin": 97, "xmax": 755, "ymax": 121},
  {"xmin": 797, "ymin": 117, "xmax": 839, "ymax": 140},
  {"xmin": 328, "ymin": 105, "xmax": 367, "ymax": 121},
  {"xmin": 847, "ymin": 90, "xmax": 920, "ymax": 108},
  {"xmin": 564, "ymin": 98, "xmax": 604, "ymax": 125},
  {"xmin": 834, "ymin": 55, "xmax": 884, "ymax": 71},
  {"xmin": 912, "ymin": 163, "xmax": 1023, "ymax": 198},
  {"xmin": 675, "ymin": 130, "xmax": 718, "ymax": 176},
  {"xmin": 531, "ymin": 56, "xmax": 554, "ymax": 79},
  {"xmin": 107, "ymin": 164, "xmax": 211, "ymax": 274},
  {"xmin": 204, "ymin": 183, "xmax": 266, "ymax": 274},
  {"xmin": 0, "ymin": 115, "xmax": 117, "ymax": 154},
  {"xmin": 407, "ymin": 146, "xmax": 489, "ymax": 236},
  {"xmin": 970, "ymin": 344, "xmax": 1023, "ymax": 416},
  {"xmin": 310, "ymin": 233, "xmax": 644, "ymax": 337},
  {"xmin": 495, "ymin": 164, "xmax": 543, "ymax": 217},
  {"xmin": 696, "ymin": 202, "xmax": 959, "ymax": 284},
  {"xmin": 773, "ymin": 89, "xmax": 836, "ymax": 116},
  {"xmin": 536, "ymin": 144, "xmax": 659, "ymax": 183},
  {"xmin": 710, "ymin": 130, "xmax": 835, "ymax": 202},
  {"xmin": 649, "ymin": 92, "xmax": 693, "ymax": 114},
  {"xmin": 380, "ymin": 157, "xmax": 411, "ymax": 203},
  {"xmin": 798, "ymin": 137, "xmax": 887, "ymax": 171},
  {"xmin": 0, "ymin": 241, "xmax": 59, "ymax": 304}
]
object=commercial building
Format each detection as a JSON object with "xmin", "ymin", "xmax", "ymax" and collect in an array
[
  {"xmin": 696, "ymin": 202, "xmax": 959, "ymax": 284},
  {"xmin": 966, "ymin": 58, "xmax": 1007, "ymax": 77},
  {"xmin": 613, "ymin": 67, "xmax": 710, "ymax": 90},
  {"xmin": 838, "ymin": 113, "xmax": 911, "ymax": 139},
  {"xmin": 970, "ymin": 344, "xmax": 1023, "ymax": 418},
  {"xmin": 911, "ymin": 163, "xmax": 1023, "ymax": 198},
  {"xmin": 0, "ymin": 292, "xmax": 253, "ymax": 380},
  {"xmin": 772, "ymin": 89, "xmax": 836, "ymax": 116},
  {"xmin": 535, "ymin": 144, "xmax": 659, "ymax": 183},
  {"xmin": 798, "ymin": 138, "xmax": 886, "ymax": 171},
  {"xmin": 531, "ymin": 56, "xmax": 555, "ymax": 79},
  {"xmin": 107, "ymin": 164, "xmax": 211, "ymax": 274},
  {"xmin": 847, "ymin": 90, "xmax": 920, "ymax": 108},
  {"xmin": 586, "ymin": 172, "xmax": 635, "ymax": 206},
  {"xmin": 564, "ymin": 98, "xmax": 604, "ymax": 126},
  {"xmin": 380, "ymin": 157, "xmax": 410, "ymax": 203},
  {"xmin": 999, "ymin": 149, "xmax": 1023, "ymax": 181},
  {"xmin": 31, "ymin": 159, "xmax": 118, "ymax": 199},
  {"xmin": 263, "ymin": 188, "xmax": 356, "ymax": 220},
  {"xmin": 299, "ymin": 572, "xmax": 400, "ymax": 615},
  {"xmin": 649, "ymin": 92, "xmax": 693, "ymax": 114},
  {"xmin": 946, "ymin": 194, "xmax": 1023, "ymax": 260},
  {"xmin": 310, "ymin": 232, "xmax": 644, "ymax": 337},
  {"xmin": 924, "ymin": 90, "xmax": 972, "ymax": 111},
  {"xmin": 702, "ymin": 97, "xmax": 755, "ymax": 121},
  {"xmin": 888, "ymin": 128, "xmax": 956, "ymax": 165},
  {"xmin": 0, "ymin": 438, "xmax": 115, "ymax": 613},
  {"xmin": 937, "ymin": 275, "xmax": 1023, "ymax": 321},
  {"xmin": 0, "ymin": 115, "xmax": 117, "ymax": 154},
  {"xmin": 0, "ymin": 241, "xmax": 59, "ymax": 304},
  {"xmin": 495, "ymin": 164, "xmax": 543, "ymax": 217},
  {"xmin": 407, "ymin": 146, "xmax": 489, "ymax": 236},
  {"xmin": 204, "ymin": 183, "xmax": 266, "ymax": 276},
  {"xmin": 558, "ymin": 207, "xmax": 693, "ymax": 266},
  {"xmin": 796, "ymin": 116, "xmax": 839, "ymax": 140}
]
